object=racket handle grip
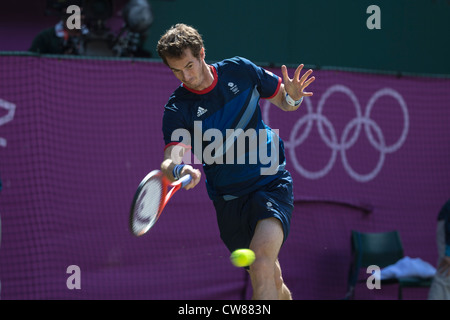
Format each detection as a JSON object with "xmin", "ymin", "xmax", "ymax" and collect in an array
[{"xmin": 179, "ymin": 174, "xmax": 192, "ymax": 188}]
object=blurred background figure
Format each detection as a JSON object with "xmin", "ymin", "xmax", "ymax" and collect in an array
[
  {"xmin": 29, "ymin": 2, "xmax": 88, "ymax": 55},
  {"xmin": 29, "ymin": 0, "xmax": 153, "ymax": 57},
  {"xmin": 114, "ymin": 0, "xmax": 153, "ymax": 57},
  {"xmin": 428, "ymin": 199, "xmax": 450, "ymax": 300}
]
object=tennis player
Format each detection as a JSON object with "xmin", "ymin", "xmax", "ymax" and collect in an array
[{"xmin": 157, "ymin": 23, "xmax": 315, "ymax": 300}]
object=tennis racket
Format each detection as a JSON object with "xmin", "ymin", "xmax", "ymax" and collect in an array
[{"xmin": 129, "ymin": 170, "xmax": 192, "ymax": 237}]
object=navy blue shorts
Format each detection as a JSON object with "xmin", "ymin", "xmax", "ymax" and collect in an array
[{"xmin": 213, "ymin": 170, "xmax": 294, "ymax": 253}]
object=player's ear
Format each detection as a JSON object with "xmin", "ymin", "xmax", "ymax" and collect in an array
[{"xmin": 200, "ymin": 47, "xmax": 205, "ymax": 60}]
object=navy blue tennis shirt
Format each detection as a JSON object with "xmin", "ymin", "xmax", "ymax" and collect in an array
[{"xmin": 162, "ymin": 56, "xmax": 290, "ymax": 201}]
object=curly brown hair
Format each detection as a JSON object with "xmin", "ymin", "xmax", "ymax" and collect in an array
[{"xmin": 157, "ymin": 23, "xmax": 204, "ymax": 66}]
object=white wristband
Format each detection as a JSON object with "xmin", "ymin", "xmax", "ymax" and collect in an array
[{"xmin": 285, "ymin": 93, "xmax": 303, "ymax": 107}]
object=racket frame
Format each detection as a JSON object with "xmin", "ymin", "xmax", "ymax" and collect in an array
[{"xmin": 129, "ymin": 170, "xmax": 192, "ymax": 237}]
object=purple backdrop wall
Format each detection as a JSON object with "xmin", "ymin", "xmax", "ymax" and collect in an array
[{"xmin": 0, "ymin": 55, "xmax": 449, "ymax": 300}]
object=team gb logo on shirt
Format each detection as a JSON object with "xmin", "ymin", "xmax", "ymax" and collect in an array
[{"xmin": 228, "ymin": 82, "xmax": 239, "ymax": 95}]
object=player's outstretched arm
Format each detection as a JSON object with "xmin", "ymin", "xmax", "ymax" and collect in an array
[{"xmin": 269, "ymin": 64, "xmax": 315, "ymax": 112}]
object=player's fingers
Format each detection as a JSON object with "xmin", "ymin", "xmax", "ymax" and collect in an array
[
  {"xmin": 185, "ymin": 182, "xmax": 195, "ymax": 190},
  {"xmin": 185, "ymin": 169, "xmax": 201, "ymax": 190},
  {"xmin": 193, "ymin": 171, "xmax": 201, "ymax": 186},
  {"xmin": 293, "ymin": 64, "xmax": 304, "ymax": 82},
  {"xmin": 185, "ymin": 179, "xmax": 196, "ymax": 190},
  {"xmin": 303, "ymin": 76, "xmax": 316, "ymax": 87},
  {"xmin": 281, "ymin": 65, "xmax": 290, "ymax": 83},
  {"xmin": 299, "ymin": 69, "xmax": 313, "ymax": 84}
]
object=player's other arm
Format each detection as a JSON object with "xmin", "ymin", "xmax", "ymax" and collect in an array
[
  {"xmin": 161, "ymin": 144, "xmax": 201, "ymax": 190},
  {"xmin": 269, "ymin": 64, "xmax": 315, "ymax": 112}
]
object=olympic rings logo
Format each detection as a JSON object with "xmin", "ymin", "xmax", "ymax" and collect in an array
[{"xmin": 262, "ymin": 85, "xmax": 409, "ymax": 182}]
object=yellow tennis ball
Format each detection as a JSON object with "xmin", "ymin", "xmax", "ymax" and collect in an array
[{"xmin": 230, "ymin": 249, "xmax": 255, "ymax": 267}]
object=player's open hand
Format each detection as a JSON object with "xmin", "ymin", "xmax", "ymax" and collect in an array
[{"xmin": 281, "ymin": 64, "xmax": 315, "ymax": 101}]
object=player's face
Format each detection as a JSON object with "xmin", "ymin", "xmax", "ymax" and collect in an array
[{"xmin": 166, "ymin": 48, "xmax": 207, "ymax": 91}]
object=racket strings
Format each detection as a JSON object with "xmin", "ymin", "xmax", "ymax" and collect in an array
[{"xmin": 131, "ymin": 178, "xmax": 164, "ymax": 235}]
